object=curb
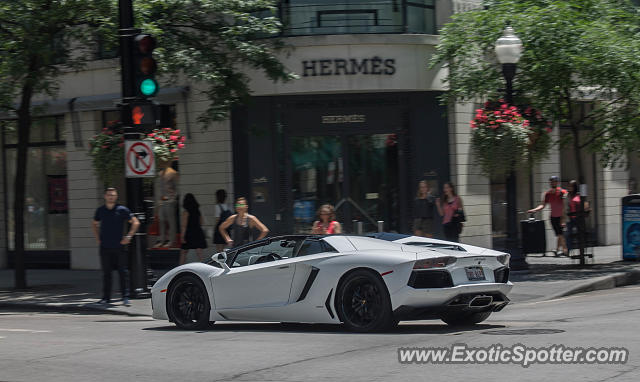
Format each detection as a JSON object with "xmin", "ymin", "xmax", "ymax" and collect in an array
[
  {"xmin": 550, "ymin": 269, "xmax": 640, "ymax": 300},
  {"xmin": 0, "ymin": 302, "xmax": 151, "ymax": 317}
]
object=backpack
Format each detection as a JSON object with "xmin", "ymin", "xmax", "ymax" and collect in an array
[{"xmin": 215, "ymin": 204, "xmax": 233, "ymax": 233}]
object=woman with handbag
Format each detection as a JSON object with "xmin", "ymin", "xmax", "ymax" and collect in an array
[{"xmin": 436, "ymin": 182, "xmax": 465, "ymax": 242}]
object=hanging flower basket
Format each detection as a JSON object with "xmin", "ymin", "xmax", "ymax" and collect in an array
[
  {"xmin": 89, "ymin": 126, "xmax": 186, "ymax": 185},
  {"xmin": 470, "ymin": 101, "xmax": 552, "ymax": 178},
  {"xmin": 145, "ymin": 127, "xmax": 186, "ymax": 164},
  {"xmin": 89, "ymin": 127, "xmax": 125, "ymax": 186}
]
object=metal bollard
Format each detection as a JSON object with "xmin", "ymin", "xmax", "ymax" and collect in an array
[
  {"xmin": 352, "ymin": 220, "xmax": 359, "ymax": 234},
  {"xmin": 356, "ymin": 221, "xmax": 364, "ymax": 235},
  {"xmin": 377, "ymin": 220, "xmax": 384, "ymax": 232}
]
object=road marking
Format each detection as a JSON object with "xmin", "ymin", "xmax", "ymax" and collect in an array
[{"xmin": 0, "ymin": 328, "xmax": 51, "ymax": 333}]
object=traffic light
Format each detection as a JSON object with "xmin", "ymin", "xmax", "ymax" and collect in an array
[
  {"xmin": 130, "ymin": 102, "xmax": 156, "ymax": 128},
  {"xmin": 133, "ymin": 34, "xmax": 158, "ymax": 98}
]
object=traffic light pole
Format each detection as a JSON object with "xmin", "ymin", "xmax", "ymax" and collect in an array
[{"xmin": 119, "ymin": 0, "xmax": 149, "ymax": 298}]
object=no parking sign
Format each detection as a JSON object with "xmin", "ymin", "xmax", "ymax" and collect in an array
[{"xmin": 125, "ymin": 140, "xmax": 155, "ymax": 178}]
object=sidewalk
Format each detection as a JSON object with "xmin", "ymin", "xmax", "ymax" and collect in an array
[
  {"xmin": 509, "ymin": 245, "xmax": 640, "ymax": 302},
  {"xmin": 0, "ymin": 245, "xmax": 639, "ymax": 317}
]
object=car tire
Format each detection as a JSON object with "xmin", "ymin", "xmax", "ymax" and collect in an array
[
  {"xmin": 167, "ymin": 274, "xmax": 211, "ymax": 330},
  {"xmin": 335, "ymin": 269, "xmax": 394, "ymax": 333},
  {"xmin": 440, "ymin": 311, "xmax": 491, "ymax": 326}
]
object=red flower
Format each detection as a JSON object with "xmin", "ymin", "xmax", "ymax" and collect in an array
[
  {"xmin": 545, "ymin": 127, "xmax": 552, "ymax": 133},
  {"xmin": 148, "ymin": 133, "xmax": 155, "ymax": 137},
  {"xmin": 101, "ymin": 145, "xmax": 109, "ymax": 149},
  {"xmin": 173, "ymin": 130, "xmax": 181, "ymax": 134},
  {"xmin": 496, "ymin": 119, "xmax": 506, "ymax": 123},
  {"xmin": 470, "ymin": 121, "xmax": 477, "ymax": 129},
  {"xmin": 494, "ymin": 111, "xmax": 501, "ymax": 116},
  {"xmin": 179, "ymin": 136, "xmax": 186, "ymax": 143},
  {"xmin": 178, "ymin": 143, "xmax": 185, "ymax": 149},
  {"xmin": 170, "ymin": 148, "xmax": 177, "ymax": 153},
  {"xmin": 170, "ymin": 135, "xmax": 178, "ymax": 141}
]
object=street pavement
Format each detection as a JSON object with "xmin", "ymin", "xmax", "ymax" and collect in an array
[
  {"xmin": 0, "ymin": 285, "xmax": 638, "ymax": 381},
  {"xmin": 0, "ymin": 245, "xmax": 639, "ymax": 318}
]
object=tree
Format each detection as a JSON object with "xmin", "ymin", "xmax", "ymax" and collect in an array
[
  {"xmin": 0, "ymin": 0, "xmax": 293, "ymax": 289},
  {"xmin": 431, "ymin": 0, "xmax": 640, "ymax": 183}
]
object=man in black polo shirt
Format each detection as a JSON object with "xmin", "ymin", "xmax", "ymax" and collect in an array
[{"xmin": 92, "ymin": 187, "xmax": 140, "ymax": 305}]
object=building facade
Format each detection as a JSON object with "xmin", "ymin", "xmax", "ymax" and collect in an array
[{"xmin": 0, "ymin": 0, "xmax": 629, "ymax": 270}]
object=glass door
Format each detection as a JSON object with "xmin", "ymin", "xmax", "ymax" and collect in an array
[
  {"xmin": 291, "ymin": 136, "xmax": 343, "ymax": 233},
  {"xmin": 346, "ymin": 134, "xmax": 399, "ymax": 232},
  {"xmin": 290, "ymin": 133, "xmax": 399, "ymax": 234}
]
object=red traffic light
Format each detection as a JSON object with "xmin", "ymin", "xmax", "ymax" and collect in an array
[{"xmin": 135, "ymin": 34, "xmax": 156, "ymax": 54}]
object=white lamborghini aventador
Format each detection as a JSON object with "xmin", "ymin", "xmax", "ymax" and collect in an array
[{"xmin": 151, "ymin": 233, "xmax": 513, "ymax": 332}]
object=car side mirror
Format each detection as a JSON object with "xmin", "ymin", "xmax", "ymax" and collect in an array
[{"xmin": 211, "ymin": 252, "xmax": 230, "ymax": 271}]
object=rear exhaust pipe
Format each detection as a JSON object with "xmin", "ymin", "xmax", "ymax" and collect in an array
[{"xmin": 469, "ymin": 295, "xmax": 493, "ymax": 308}]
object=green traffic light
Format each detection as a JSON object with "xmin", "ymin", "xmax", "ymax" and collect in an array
[{"xmin": 140, "ymin": 78, "xmax": 158, "ymax": 96}]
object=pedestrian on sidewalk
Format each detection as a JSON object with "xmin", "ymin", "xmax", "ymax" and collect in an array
[
  {"xmin": 436, "ymin": 182, "xmax": 464, "ymax": 242},
  {"xmin": 565, "ymin": 180, "xmax": 590, "ymax": 253},
  {"xmin": 179, "ymin": 193, "xmax": 207, "ymax": 265},
  {"xmin": 527, "ymin": 176, "xmax": 568, "ymax": 256},
  {"xmin": 311, "ymin": 204, "xmax": 342, "ymax": 234},
  {"xmin": 92, "ymin": 188, "xmax": 140, "ymax": 306},
  {"xmin": 413, "ymin": 180, "xmax": 436, "ymax": 238},
  {"xmin": 213, "ymin": 189, "xmax": 232, "ymax": 252},
  {"xmin": 219, "ymin": 196, "xmax": 269, "ymax": 248}
]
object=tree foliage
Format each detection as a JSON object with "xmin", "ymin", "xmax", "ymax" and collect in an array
[{"xmin": 431, "ymin": 0, "xmax": 640, "ymax": 178}]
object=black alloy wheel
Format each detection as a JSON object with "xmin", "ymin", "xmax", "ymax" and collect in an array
[
  {"xmin": 168, "ymin": 274, "xmax": 211, "ymax": 330},
  {"xmin": 336, "ymin": 270, "xmax": 394, "ymax": 332}
]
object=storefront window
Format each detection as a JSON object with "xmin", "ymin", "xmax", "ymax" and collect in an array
[{"xmin": 3, "ymin": 116, "xmax": 69, "ymax": 250}]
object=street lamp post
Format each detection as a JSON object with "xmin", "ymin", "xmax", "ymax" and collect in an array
[{"xmin": 495, "ymin": 26, "xmax": 528, "ymax": 270}]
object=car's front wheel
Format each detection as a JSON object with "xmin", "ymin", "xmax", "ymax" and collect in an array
[
  {"xmin": 440, "ymin": 311, "xmax": 491, "ymax": 326},
  {"xmin": 336, "ymin": 270, "xmax": 394, "ymax": 332},
  {"xmin": 167, "ymin": 274, "xmax": 211, "ymax": 330}
]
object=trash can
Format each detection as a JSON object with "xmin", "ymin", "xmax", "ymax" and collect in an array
[
  {"xmin": 521, "ymin": 216, "xmax": 547, "ymax": 255},
  {"xmin": 622, "ymin": 194, "xmax": 640, "ymax": 260}
]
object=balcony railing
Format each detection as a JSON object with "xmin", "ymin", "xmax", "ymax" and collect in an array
[{"xmin": 279, "ymin": 0, "xmax": 436, "ymax": 36}]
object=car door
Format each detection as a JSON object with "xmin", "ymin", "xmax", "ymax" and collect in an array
[{"xmin": 212, "ymin": 238, "xmax": 301, "ymax": 310}]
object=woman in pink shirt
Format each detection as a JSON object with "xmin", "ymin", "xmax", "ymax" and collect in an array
[
  {"xmin": 312, "ymin": 204, "xmax": 342, "ymax": 234},
  {"xmin": 436, "ymin": 182, "xmax": 464, "ymax": 242}
]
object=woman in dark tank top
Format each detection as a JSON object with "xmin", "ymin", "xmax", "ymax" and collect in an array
[
  {"xmin": 179, "ymin": 193, "xmax": 207, "ymax": 265},
  {"xmin": 218, "ymin": 196, "xmax": 269, "ymax": 248}
]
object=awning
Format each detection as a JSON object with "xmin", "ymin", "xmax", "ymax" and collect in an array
[{"xmin": 1, "ymin": 86, "xmax": 190, "ymax": 117}]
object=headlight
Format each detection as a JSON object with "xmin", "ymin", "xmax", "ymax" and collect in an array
[
  {"xmin": 413, "ymin": 256, "xmax": 457, "ymax": 269},
  {"xmin": 497, "ymin": 254, "xmax": 511, "ymax": 265}
]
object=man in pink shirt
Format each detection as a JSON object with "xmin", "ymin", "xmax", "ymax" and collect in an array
[{"xmin": 528, "ymin": 176, "xmax": 568, "ymax": 255}]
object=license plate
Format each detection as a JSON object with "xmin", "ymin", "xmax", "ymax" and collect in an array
[{"xmin": 465, "ymin": 266, "xmax": 486, "ymax": 281}]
